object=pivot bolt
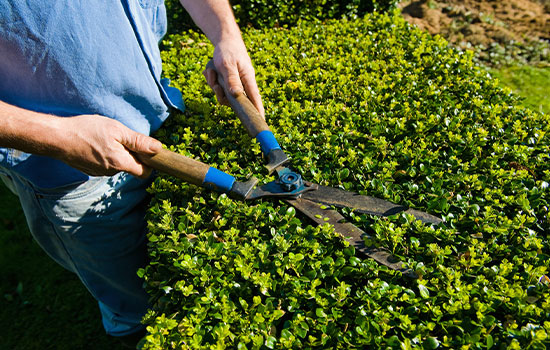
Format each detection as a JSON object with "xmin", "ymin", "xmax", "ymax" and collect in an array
[{"xmin": 279, "ymin": 172, "xmax": 303, "ymax": 192}]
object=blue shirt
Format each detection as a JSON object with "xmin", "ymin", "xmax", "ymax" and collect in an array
[{"xmin": 0, "ymin": 0, "xmax": 184, "ymax": 188}]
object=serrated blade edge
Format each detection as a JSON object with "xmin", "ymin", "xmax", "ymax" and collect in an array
[{"xmin": 301, "ymin": 185, "xmax": 443, "ymax": 225}]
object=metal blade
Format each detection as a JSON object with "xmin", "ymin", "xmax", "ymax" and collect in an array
[
  {"xmin": 265, "ymin": 149, "xmax": 289, "ymax": 174},
  {"xmin": 286, "ymin": 198, "xmax": 417, "ymax": 278},
  {"xmin": 301, "ymin": 185, "xmax": 443, "ymax": 225}
]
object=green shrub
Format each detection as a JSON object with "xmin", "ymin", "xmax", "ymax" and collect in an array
[
  {"xmin": 141, "ymin": 10, "xmax": 550, "ymax": 349},
  {"xmin": 164, "ymin": 0, "xmax": 400, "ymax": 36}
]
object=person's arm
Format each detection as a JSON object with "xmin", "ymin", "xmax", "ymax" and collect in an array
[
  {"xmin": 179, "ymin": 0, "xmax": 265, "ymax": 118},
  {"xmin": 0, "ymin": 100, "xmax": 162, "ymax": 178}
]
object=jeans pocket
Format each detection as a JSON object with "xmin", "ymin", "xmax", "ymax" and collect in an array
[
  {"xmin": 34, "ymin": 176, "xmax": 110, "ymax": 201},
  {"xmin": 35, "ymin": 173, "xmax": 151, "ymax": 240}
]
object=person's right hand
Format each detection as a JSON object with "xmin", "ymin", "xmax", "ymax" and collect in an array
[
  {"xmin": 203, "ymin": 39, "xmax": 265, "ymax": 119},
  {"xmin": 53, "ymin": 115, "xmax": 162, "ymax": 178}
]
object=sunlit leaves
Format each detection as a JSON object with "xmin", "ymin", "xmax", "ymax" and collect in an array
[{"xmin": 143, "ymin": 10, "xmax": 550, "ymax": 350}]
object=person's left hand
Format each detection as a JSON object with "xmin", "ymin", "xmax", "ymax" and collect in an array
[{"xmin": 203, "ymin": 37, "xmax": 265, "ymax": 118}]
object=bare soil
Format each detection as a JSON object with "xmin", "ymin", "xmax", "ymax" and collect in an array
[{"xmin": 399, "ymin": 0, "xmax": 550, "ymax": 49}]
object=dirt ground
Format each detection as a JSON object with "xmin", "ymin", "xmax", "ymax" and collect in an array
[{"xmin": 399, "ymin": 0, "xmax": 550, "ymax": 50}]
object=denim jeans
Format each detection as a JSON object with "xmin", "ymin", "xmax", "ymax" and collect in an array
[{"xmin": 0, "ymin": 169, "xmax": 151, "ymax": 336}]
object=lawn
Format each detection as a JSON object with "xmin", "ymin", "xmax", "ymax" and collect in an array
[{"xmin": 488, "ymin": 64, "xmax": 550, "ymax": 115}]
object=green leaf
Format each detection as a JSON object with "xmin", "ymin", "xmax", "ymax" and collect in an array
[
  {"xmin": 281, "ymin": 329, "xmax": 293, "ymax": 339},
  {"xmin": 400, "ymin": 337, "xmax": 412, "ymax": 350},
  {"xmin": 387, "ymin": 335, "xmax": 400, "ymax": 346},
  {"xmin": 265, "ymin": 336, "xmax": 277, "ymax": 349},
  {"xmin": 316, "ymin": 308, "xmax": 328, "ymax": 318},
  {"xmin": 423, "ymin": 337, "xmax": 440, "ymax": 349},
  {"xmin": 286, "ymin": 206, "xmax": 296, "ymax": 218},
  {"xmin": 272, "ymin": 309, "xmax": 285, "ymax": 320},
  {"xmin": 296, "ymin": 326, "xmax": 308, "ymax": 338},
  {"xmin": 486, "ymin": 335, "xmax": 494, "ymax": 349},
  {"xmin": 418, "ymin": 284, "xmax": 430, "ymax": 299},
  {"xmin": 339, "ymin": 168, "xmax": 350, "ymax": 179}
]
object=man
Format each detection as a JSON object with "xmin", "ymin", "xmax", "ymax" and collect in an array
[{"xmin": 0, "ymin": 0, "xmax": 263, "ymax": 344}]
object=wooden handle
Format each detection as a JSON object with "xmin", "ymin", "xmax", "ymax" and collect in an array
[
  {"xmin": 137, "ymin": 148, "xmax": 209, "ymax": 186},
  {"xmin": 206, "ymin": 60, "xmax": 269, "ymax": 137}
]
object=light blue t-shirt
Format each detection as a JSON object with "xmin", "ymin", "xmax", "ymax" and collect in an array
[{"xmin": 0, "ymin": 0, "xmax": 184, "ymax": 188}]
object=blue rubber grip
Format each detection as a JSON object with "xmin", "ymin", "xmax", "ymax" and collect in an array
[
  {"xmin": 203, "ymin": 167, "xmax": 235, "ymax": 193},
  {"xmin": 256, "ymin": 130, "xmax": 281, "ymax": 155}
]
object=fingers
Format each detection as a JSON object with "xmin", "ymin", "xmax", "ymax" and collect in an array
[
  {"xmin": 119, "ymin": 128, "xmax": 162, "ymax": 178},
  {"xmin": 240, "ymin": 70, "xmax": 265, "ymax": 118},
  {"xmin": 122, "ymin": 131, "xmax": 163, "ymax": 155},
  {"xmin": 56, "ymin": 115, "xmax": 159, "ymax": 179},
  {"xmin": 224, "ymin": 66, "xmax": 245, "ymax": 97},
  {"xmin": 126, "ymin": 153, "xmax": 154, "ymax": 179},
  {"xmin": 107, "ymin": 147, "xmax": 153, "ymax": 179},
  {"xmin": 203, "ymin": 68, "xmax": 229, "ymax": 106},
  {"xmin": 203, "ymin": 60, "xmax": 265, "ymax": 118}
]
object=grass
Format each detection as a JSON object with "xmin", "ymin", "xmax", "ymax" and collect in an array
[
  {"xmin": 489, "ymin": 64, "xmax": 550, "ymax": 115},
  {"xmin": 0, "ymin": 181, "xmax": 125, "ymax": 350}
]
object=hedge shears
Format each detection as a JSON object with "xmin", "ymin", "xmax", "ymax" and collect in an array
[{"xmin": 138, "ymin": 63, "xmax": 442, "ymax": 278}]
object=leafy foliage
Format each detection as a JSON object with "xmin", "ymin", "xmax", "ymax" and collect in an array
[
  {"xmin": 163, "ymin": 0, "xmax": 400, "ymax": 36},
  {"xmin": 141, "ymin": 10, "xmax": 550, "ymax": 349}
]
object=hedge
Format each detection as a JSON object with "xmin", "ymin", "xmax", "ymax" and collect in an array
[
  {"xmin": 140, "ymin": 10, "xmax": 550, "ymax": 349},
  {"xmin": 164, "ymin": 0, "xmax": 400, "ymax": 36}
]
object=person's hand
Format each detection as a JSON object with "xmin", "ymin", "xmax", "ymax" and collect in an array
[
  {"xmin": 53, "ymin": 115, "xmax": 162, "ymax": 178},
  {"xmin": 203, "ymin": 37, "xmax": 265, "ymax": 118}
]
